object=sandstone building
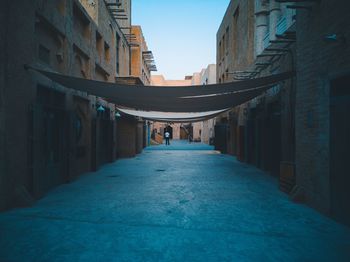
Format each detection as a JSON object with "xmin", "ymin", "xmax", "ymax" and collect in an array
[
  {"xmin": 199, "ymin": 64, "xmax": 217, "ymax": 144},
  {"xmin": 150, "ymin": 64, "xmax": 216, "ymax": 144},
  {"xmin": 130, "ymin": 26, "xmax": 156, "ymax": 86},
  {"xmin": 0, "ymin": 0, "xmax": 154, "ymax": 210},
  {"xmin": 294, "ymin": 0, "xmax": 350, "ymax": 226},
  {"xmin": 217, "ymin": 0, "xmax": 296, "ymax": 178},
  {"xmin": 217, "ymin": 0, "xmax": 350, "ymax": 226}
]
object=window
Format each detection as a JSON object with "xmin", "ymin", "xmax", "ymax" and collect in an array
[
  {"xmin": 225, "ymin": 27, "xmax": 229, "ymax": 54},
  {"xmin": 116, "ymin": 33, "xmax": 121, "ymax": 74},
  {"xmin": 73, "ymin": 2, "xmax": 91, "ymax": 40},
  {"xmin": 75, "ymin": 115, "xmax": 83, "ymax": 142},
  {"xmin": 222, "ymin": 35, "xmax": 225, "ymax": 57},
  {"xmin": 38, "ymin": 45, "xmax": 50, "ymax": 65},
  {"xmin": 73, "ymin": 44, "xmax": 89, "ymax": 78},
  {"xmin": 96, "ymin": 31, "xmax": 103, "ymax": 58},
  {"xmin": 232, "ymin": 6, "xmax": 240, "ymax": 58},
  {"xmin": 234, "ymin": 6, "xmax": 239, "ymax": 22},
  {"xmin": 104, "ymin": 42, "xmax": 110, "ymax": 62}
]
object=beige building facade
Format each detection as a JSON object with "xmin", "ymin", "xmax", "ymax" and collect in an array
[
  {"xmin": 130, "ymin": 26, "xmax": 156, "ymax": 85},
  {"xmin": 199, "ymin": 64, "xmax": 217, "ymax": 144},
  {"xmin": 217, "ymin": 0, "xmax": 350, "ymax": 226},
  {"xmin": 150, "ymin": 64, "xmax": 216, "ymax": 144},
  {"xmin": 0, "ymin": 0, "xmax": 153, "ymax": 210},
  {"xmin": 151, "ymin": 75, "xmax": 191, "ymax": 141}
]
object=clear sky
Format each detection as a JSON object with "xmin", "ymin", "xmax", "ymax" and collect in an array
[{"xmin": 132, "ymin": 0, "xmax": 230, "ymax": 80}]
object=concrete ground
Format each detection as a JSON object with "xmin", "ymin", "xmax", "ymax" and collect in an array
[{"xmin": 1, "ymin": 140, "xmax": 350, "ymax": 262}]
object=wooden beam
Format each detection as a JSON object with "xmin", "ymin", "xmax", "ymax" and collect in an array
[
  {"xmin": 257, "ymin": 53, "xmax": 285, "ymax": 57},
  {"xmin": 287, "ymin": 5, "xmax": 313, "ymax": 10},
  {"xmin": 270, "ymin": 39, "xmax": 296, "ymax": 44},
  {"xmin": 265, "ymin": 48, "xmax": 290, "ymax": 52},
  {"xmin": 255, "ymin": 62, "xmax": 272, "ymax": 66}
]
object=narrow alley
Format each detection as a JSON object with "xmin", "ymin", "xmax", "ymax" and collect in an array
[{"xmin": 1, "ymin": 141, "xmax": 350, "ymax": 261}]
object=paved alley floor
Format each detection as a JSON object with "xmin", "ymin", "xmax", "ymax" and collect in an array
[{"xmin": 1, "ymin": 141, "xmax": 350, "ymax": 261}]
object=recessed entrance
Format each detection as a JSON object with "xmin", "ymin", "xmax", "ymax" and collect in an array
[
  {"xmin": 330, "ymin": 74, "xmax": 350, "ymax": 226},
  {"xmin": 164, "ymin": 125, "xmax": 173, "ymax": 139}
]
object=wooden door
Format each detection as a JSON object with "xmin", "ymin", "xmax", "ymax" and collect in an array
[{"xmin": 330, "ymin": 75, "xmax": 350, "ymax": 226}]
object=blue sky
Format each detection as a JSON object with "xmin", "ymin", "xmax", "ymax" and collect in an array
[{"xmin": 132, "ymin": 0, "xmax": 230, "ymax": 80}]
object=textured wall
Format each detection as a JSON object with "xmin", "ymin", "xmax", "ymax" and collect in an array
[
  {"xmin": 0, "ymin": 1, "xmax": 8, "ymax": 210},
  {"xmin": 150, "ymin": 70, "xmax": 215, "ymax": 142},
  {"xmin": 3, "ymin": 0, "xmax": 37, "ymax": 209},
  {"xmin": 295, "ymin": 0, "xmax": 350, "ymax": 214},
  {"xmin": 130, "ymin": 26, "xmax": 152, "ymax": 85},
  {"xmin": 217, "ymin": 0, "xmax": 255, "ymax": 83},
  {"xmin": 0, "ymin": 0, "xmax": 131, "ymax": 210}
]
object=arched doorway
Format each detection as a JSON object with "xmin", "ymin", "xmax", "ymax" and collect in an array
[{"xmin": 164, "ymin": 125, "xmax": 173, "ymax": 139}]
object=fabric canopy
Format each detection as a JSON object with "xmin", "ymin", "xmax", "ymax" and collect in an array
[
  {"xmin": 29, "ymin": 66, "xmax": 295, "ymax": 113},
  {"xmin": 117, "ymin": 107, "xmax": 229, "ymax": 122}
]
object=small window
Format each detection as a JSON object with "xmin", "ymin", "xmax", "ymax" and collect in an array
[
  {"xmin": 38, "ymin": 45, "xmax": 50, "ymax": 65},
  {"xmin": 116, "ymin": 33, "xmax": 121, "ymax": 74},
  {"xmin": 222, "ymin": 35, "xmax": 225, "ymax": 54},
  {"xmin": 225, "ymin": 27, "xmax": 229, "ymax": 53},
  {"xmin": 234, "ymin": 6, "xmax": 239, "ymax": 22},
  {"xmin": 96, "ymin": 32, "xmax": 103, "ymax": 57},
  {"xmin": 104, "ymin": 42, "xmax": 110, "ymax": 62}
]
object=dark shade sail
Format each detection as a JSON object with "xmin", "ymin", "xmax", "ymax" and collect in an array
[{"xmin": 29, "ymin": 66, "xmax": 295, "ymax": 112}]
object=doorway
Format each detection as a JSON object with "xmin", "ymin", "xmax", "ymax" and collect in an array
[
  {"xmin": 164, "ymin": 125, "xmax": 173, "ymax": 139},
  {"xmin": 180, "ymin": 124, "xmax": 192, "ymax": 140},
  {"xmin": 330, "ymin": 74, "xmax": 350, "ymax": 226},
  {"xmin": 29, "ymin": 86, "xmax": 68, "ymax": 198}
]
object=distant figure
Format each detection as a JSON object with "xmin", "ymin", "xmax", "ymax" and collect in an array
[
  {"xmin": 165, "ymin": 131, "xmax": 170, "ymax": 145},
  {"xmin": 188, "ymin": 134, "xmax": 192, "ymax": 143}
]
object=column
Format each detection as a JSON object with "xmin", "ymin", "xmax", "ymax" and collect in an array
[
  {"xmin": 255, "ymin": 0, "xmax": 269, "ymax": 56},
  {"xmin": 269, "ymin": 0, "xmax": 282, "ymax": 40}
]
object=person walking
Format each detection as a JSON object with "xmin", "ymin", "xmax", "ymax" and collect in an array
[{"xmin": 165, "ymin": 131, "xmax": 170, "ymax": 145}]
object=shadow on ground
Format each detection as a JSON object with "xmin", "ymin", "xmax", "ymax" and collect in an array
[
  {"xmin": 147, "ymin": 139, "xmax": 214, "ymax": 151},
  {"xmin": 1, "ymin": 141, "xmax": 350, "ymax": 261}
]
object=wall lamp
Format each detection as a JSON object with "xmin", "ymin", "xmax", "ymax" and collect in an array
[
  {"xmin": 324, "ymin": 34, "xmax": 346, "ymax": 44},
  {"xmin": 97, "ymin": 105, "xmax": 105, "ymax": 112}
]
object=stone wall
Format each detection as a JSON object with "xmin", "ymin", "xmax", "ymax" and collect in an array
[
  {"xmin": 150, "ymin": 69, "xmax": 216, "ymax": 143},
  {"xmin": 217, "ymin": 0, "xmax": 255, "ymax": 83},
  {"xmin": 216, "ymin": 0, "xmax": 297, "ymax": 187},
  {"xmin": 0, "ymin": 1, "xmax": 9, "ymax": 210},
  {"xmin": 0, "ymin": 0, "xmax": 131, "ymax": 210},
  {"xmin": 295, "ymin": 0, "xmax": 350, "ymax": 214},
  {"xmin": 130, "ymin": 26, "xmax": 152, "ymax": 85},
  {"xmin": 3, "ymin": 0, "xmax": 37, "ymax": 208}
]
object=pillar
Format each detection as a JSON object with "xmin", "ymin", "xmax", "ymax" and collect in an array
[
  {"xmin": 269, "ymin": 0, "xmax": 282, "ymax": 40},
  {"xmin": 255, "ymin": 0, "xmax": 269, "ymax": 55}
]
